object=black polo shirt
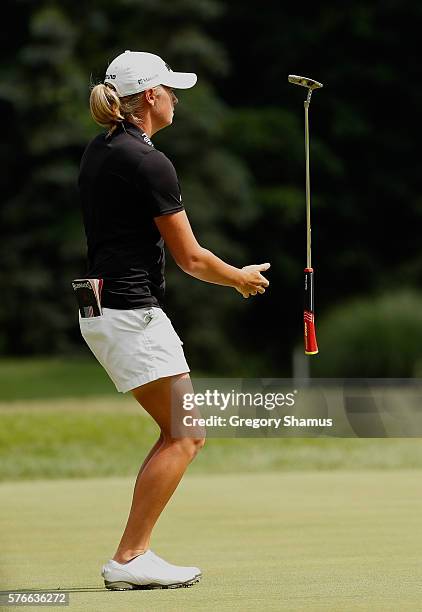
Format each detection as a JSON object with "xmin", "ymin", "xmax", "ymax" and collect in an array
[{"xmin": 78, "ymin": 121, "xmax": 184, "ymax": 309}]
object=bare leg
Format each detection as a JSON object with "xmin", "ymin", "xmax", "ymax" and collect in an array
[
  {"xmin": 138, "ymin": 432, "xmax": 164, "ymax": 475},
  {"xmin": 125, "ymin": 432, "xmax": 164, "ymax": 527},
  {"xmin": 112, "ymin": 373, "xmax": 205, "ymax": 563}
]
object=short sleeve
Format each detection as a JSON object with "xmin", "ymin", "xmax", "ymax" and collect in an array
[{"xmin": 134, "ymin": 150, "xmax": 184, "ymax": 217}]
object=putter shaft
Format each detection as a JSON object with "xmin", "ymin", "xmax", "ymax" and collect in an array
[
  {"xmin": 288, "ymin": 75, "xmax": 324, "ymax": 269},
  {"xmin": 304, "ymin": 101, "xmax": 311, "ymax": 269}
]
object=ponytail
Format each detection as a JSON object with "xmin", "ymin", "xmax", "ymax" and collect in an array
[
  {"xmin": 89, "ymin": 82, "xmax": 149, "ymax": 136},
  {"xmin": 89, "ymin": 83, "xmax": 124, "ymax": 134}
]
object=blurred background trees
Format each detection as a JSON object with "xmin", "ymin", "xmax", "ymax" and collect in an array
[{"xmin": 2, "ymin": 0, "xmax": 422, "ymax": 377}]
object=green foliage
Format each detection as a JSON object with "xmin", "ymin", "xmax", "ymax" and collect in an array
[
  {"xmin": 1, "ymin": 0, "xmax": 248, "ymax": 370},
  {"xmin": 211, "ymin": 0, "xmax": 422, "ymax": 374},
  {"xmin": 313, "ymin": 292, "xmax": 422, "ymax": 377},
  {"xmin": 2, "ymin": 1, "xmax": 422, "ymax": 378}
]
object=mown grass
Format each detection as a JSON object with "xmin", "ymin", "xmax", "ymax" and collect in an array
[
  {"xmin": 0, "ymin": 357, "xmax": 116, "ymax": 400},
  {"xmin": 3, "ymin": 472, "xmax": 422, "ymax": 610}
]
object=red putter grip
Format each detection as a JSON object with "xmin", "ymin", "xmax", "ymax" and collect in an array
[
  {"xmin": 304, "ymin": 268, "xmax": 318, "ymax": 355},
  {"xmin": 304, "ymin": 310, "xmax": 318, "ymax": 354}
]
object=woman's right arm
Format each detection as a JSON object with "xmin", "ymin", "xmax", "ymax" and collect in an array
[{"xmin": 154, "ymin": 210, "xmax": 270, "ymax": 298}]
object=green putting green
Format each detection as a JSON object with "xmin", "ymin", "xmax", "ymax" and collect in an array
[{"xmin": 2, "ymin": 471, "xmax": 422, "ymax": 611}]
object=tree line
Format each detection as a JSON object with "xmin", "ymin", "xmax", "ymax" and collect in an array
[{"xmin": 2, "ymin": 0, "xmax": 422, "ymax": 376}]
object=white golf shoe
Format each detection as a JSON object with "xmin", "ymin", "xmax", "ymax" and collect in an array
[{"xmin": 101, "ymin": 550, "xmax": 202, "ymax": 590}]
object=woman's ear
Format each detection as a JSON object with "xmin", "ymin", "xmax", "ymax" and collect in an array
[{"xmin": 144, "ymin": 88, "xmax": 157, "ymax": 106}]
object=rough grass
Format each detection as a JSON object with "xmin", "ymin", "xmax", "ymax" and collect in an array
[{"xmin": 1, "ymin": 396, "xmax": 422, "ymax": 481}]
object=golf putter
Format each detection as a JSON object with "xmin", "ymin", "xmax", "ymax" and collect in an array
[{"xmin": 288, "ymin": 74, "xmax": 323, "ymax": 355}]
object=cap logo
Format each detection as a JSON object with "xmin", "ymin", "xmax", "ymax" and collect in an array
[
  {"xmin": 165, "ymin": 62, "xmax": 172, "ymax": 72},
  {"xmin": 105, "ymin": 74, "xmax": 116, "ymax": 79},
  {"xmin": 138, "ymin": 73, "xmax": 159, "ymax": 85}
]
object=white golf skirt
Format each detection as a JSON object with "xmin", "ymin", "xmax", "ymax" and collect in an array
[{"xmin": 79, "ymin": 307, "xmax": 190, "ymax": 393}]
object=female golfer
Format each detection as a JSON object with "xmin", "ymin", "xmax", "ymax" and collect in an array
[{"xmin": 78, "ymin": 50, "xmax": 270, "ymax": 590}]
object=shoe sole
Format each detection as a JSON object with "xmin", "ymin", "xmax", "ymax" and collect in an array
[{"xmin": 104, "ymin": 574, "xmax": 201, "ymax": 590}]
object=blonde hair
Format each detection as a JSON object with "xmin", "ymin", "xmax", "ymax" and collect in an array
[{"xmin": 89, "ymin": 83, "xmax": 152, "ymax": 135}]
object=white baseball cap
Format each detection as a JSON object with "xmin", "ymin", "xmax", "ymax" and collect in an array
[{"xmin": 104, "ymin": 50, "xmax": 197, "ymax": 97}]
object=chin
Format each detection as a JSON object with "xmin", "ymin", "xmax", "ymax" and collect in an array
[
  {"xmin": 156, "ymin": 117, "xmax": 173, "ymax": 133},
  {"xmin": 162, "ymin": 116, "xmax": 173, "ymax": 128}
]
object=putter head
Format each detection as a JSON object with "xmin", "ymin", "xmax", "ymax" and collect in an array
[{"xmin": 288, "ymin": 75, "xmax": 323, "ymax": 90}]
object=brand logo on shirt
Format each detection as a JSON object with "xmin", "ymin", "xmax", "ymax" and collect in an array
[{"xmin": 142, "ymin": 133, "xmax": 153, "ymax": 147}]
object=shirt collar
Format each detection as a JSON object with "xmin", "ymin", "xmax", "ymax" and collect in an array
[{"xmin": 121, "ymin": 120, "xmax": 154, "ymax": 147}]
